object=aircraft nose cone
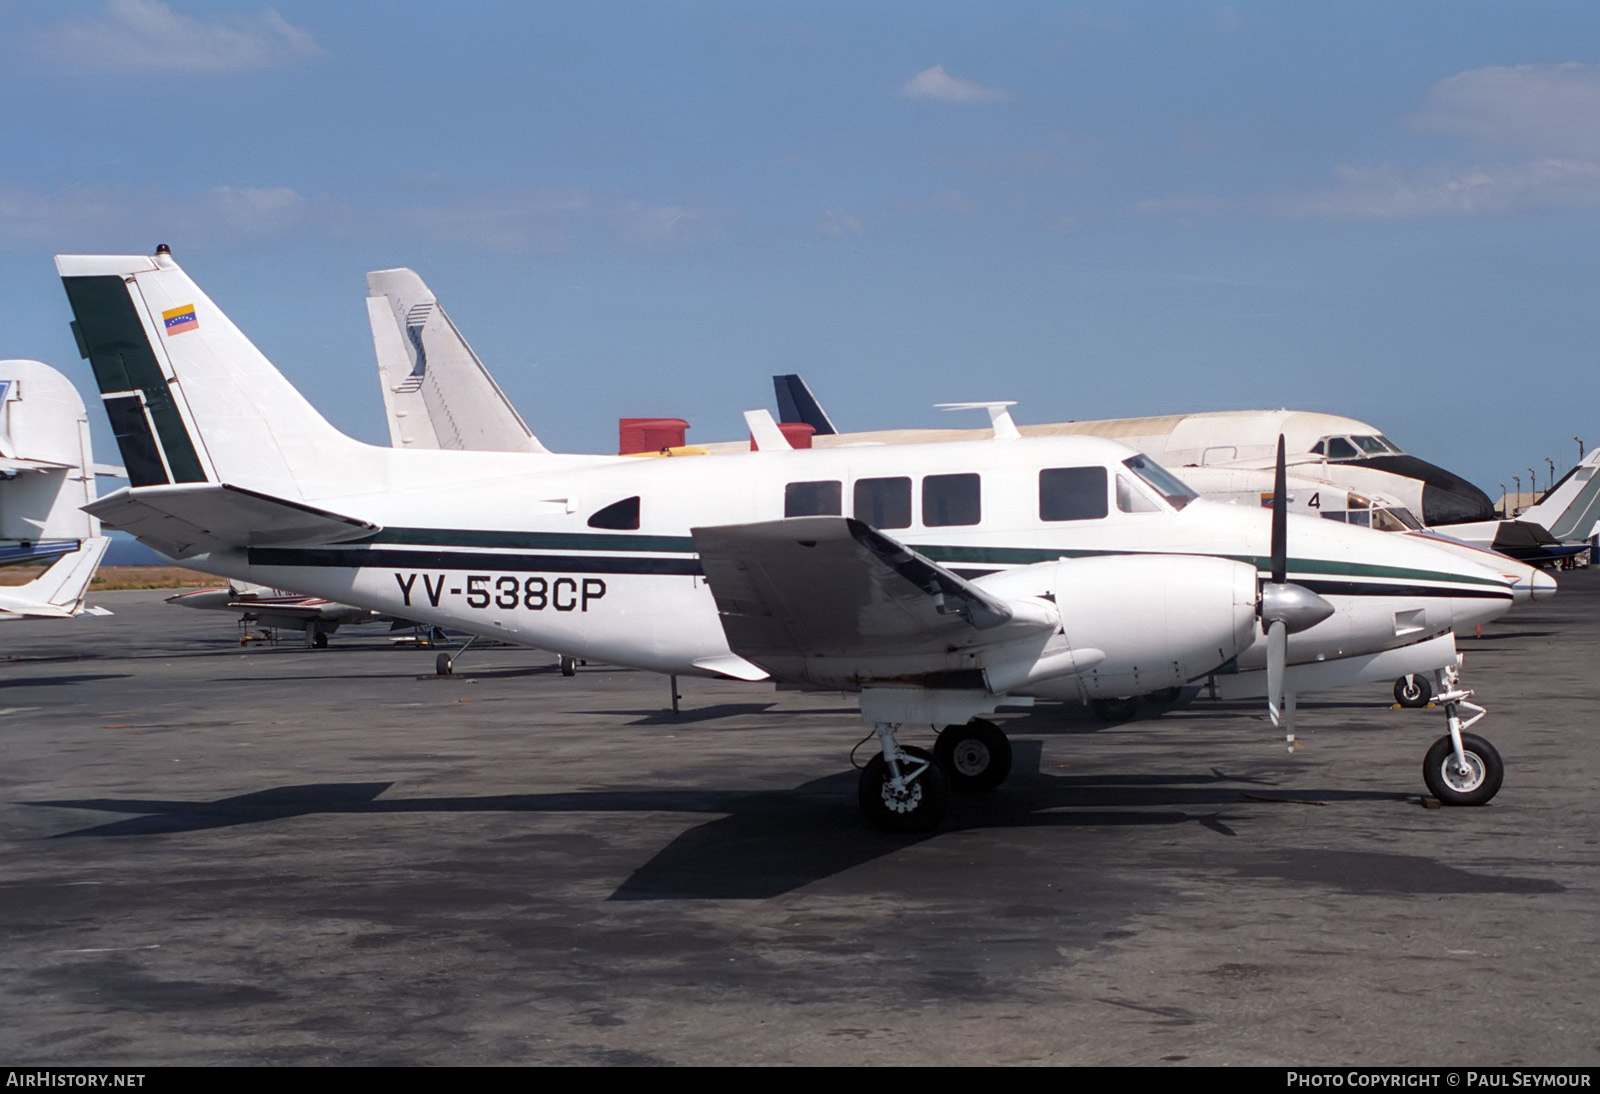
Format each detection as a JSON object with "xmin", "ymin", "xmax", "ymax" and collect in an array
[
  {"xmin": 1421, "ymin": 473, "xmax": 1496, "ymax": 526},
  {"xmin": 1531, "ymin": 568, "xmax": 1558, "ymax": 601}
]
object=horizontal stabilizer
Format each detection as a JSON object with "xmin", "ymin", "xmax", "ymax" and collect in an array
[
  {"xmin": 693, "ymin": 517, "xmax": 1053, "ymax": 685},
  {"xmin": 85, "ymin": 483, "xmax": 379, "ymax": 559},
  {"xmin": 0, "ymin": 456, "xmax": 75, "ymax": 474},
  {"xmin": 0, "ymin": 536, "xmax": 110, "ymax": 619}
]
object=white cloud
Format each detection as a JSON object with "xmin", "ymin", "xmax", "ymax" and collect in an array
[
  {"xmin": 0, "ymin": 182, "xmax": 319, "ymax": 251},
  {"xmin": 1415, "ymin": 62, "xmax": 1600, "ymax": 158},
  {"xmin": 1280, "ymin": 159, "xmax": 1600, "ymax": 219},
  {"xmin": 899, "ymin": 65, "xmax": 1012, "ymax": 104},
  {"xmin": 200, "ymin": 185, "xmax": 309, "ymax": 235},
  {"xmin": 0, "ymin": 181, "xmax": 725, "ymax": 255},
  {"xmin": 816, "ymin": 209, "xmax": 867, "ymax": 238},
  {"xmin": 1274, "ymin": 62, "xmax": 1600, "ymax": 220},
  {"xmin": 33, "ymin": 0, "xmax": 322, "ymax": 75}
]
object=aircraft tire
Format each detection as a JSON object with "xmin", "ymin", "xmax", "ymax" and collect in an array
[
  {"xmin": 1423, "ymin": 733, "xmax": 1503, "ymax": 806},
  {"xmin": 859, "ymin": 746, "xmax": 949, "ymax": 833},
  {"xmin": 1090, "ymin": 696, "xmax": 1138, "ymax": 723},
  {"xmin": 436, "ymin": 652, "xmax": 453, "ymax": 676},
  {"xmin": 559, "ymin": 655, "xmax": 577, "ymax": 677},
  {"xmin": 312, "ymin": 630, "xmax": 328, "ymax": 649},
  {"xmin": 934, "ymin": 719, "xmax": 1012, "ymax": 792},
  {"xmin": 1395, "ymin": 674, "xmax": 1431, "ymax": 708}
]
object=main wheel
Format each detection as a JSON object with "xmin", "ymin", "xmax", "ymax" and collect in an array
[
  {"xmin": 1395, "ymin": 674, "xmax": 1431, "ymax": 708},
  {"xmin": 436, "ymin": 652, "xmax": 453, "ymax": 676},
  {"xmin": 934, "ymin": 718, "xmax": 1013, "ymax": 792},
  {"xmin": 1422, "ymin": 732, "xmax": 1503, "ymax": 806},
  {"xmin": 559, "ymin": 655, "xmax": 577, "ymax": 677},
  {"xmin": 1090, "ymin": 696, "xmax": 1138, "ymax": 723},
  {"xmin": 858, "ymin": 746, "xmax": 949, "ymax": 833},
  {"xmin": 311, "ymin": 630, "xmax": 329, "ymax": 649}
]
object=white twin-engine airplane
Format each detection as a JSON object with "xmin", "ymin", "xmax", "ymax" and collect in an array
[{"xmin": 60, "ymin": 249, "xmax": 1518, "ymax": 830}]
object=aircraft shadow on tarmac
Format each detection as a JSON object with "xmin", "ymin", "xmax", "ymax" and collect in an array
[{"xmin": 26, "ymin": 741, "xmax": 1440, "ymax": 900}]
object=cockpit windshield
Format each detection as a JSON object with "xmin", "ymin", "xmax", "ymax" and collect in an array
[
  {"xmin": 1313, "ymin": 434, "xmax": 1404, "ymax": 461},
  {"xmin": 1122, "ymin": 453, "xmax": 1198, "ymax": 510}
]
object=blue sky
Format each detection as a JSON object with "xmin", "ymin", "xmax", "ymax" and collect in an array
[{"xmin": 4, "ymin": 1, "xmax": 1598, "ymax": 498}]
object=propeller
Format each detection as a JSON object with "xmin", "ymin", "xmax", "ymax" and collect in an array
[{"xmin": 1259, "ymin": 435, "xmax": 1335, "ymax": 750}]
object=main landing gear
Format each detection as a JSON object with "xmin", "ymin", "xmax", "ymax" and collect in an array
[
  {"xmin": 1419, "ymin": 665, "xmax": 1503, "ymax": 806},
  {"xmin": 859, "ymin": 718, "xmax": 1016, "ymax": 831}
]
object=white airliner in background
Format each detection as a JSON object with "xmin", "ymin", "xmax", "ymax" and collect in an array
[
  {"xmin": 0, "ymin": 359, "xmax": 112, "ymax": 620},
  {"xmin": 61, "ymin": 249, "xmax": 1519, "ymax": 829}
]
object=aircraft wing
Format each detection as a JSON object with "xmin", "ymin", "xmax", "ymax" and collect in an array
[
  {"xmin": 84, "ymin": 483, "xmax": 379, "ymax": 559},
  {"xmin": 692, "ymin": 517, "xmax": 1054, "ymax": 685}
]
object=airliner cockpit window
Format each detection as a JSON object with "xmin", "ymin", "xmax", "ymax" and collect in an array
[
  {"xmin": 1121, "ymin": 454, "xmax": 1197, "ymax": 510},
  {"xmin": 1324, "ymin": 437, "xmax": 1360, "ymax": 460},
  {"xmin": 1353, "ymin": 435, "xmax": 1389, "ymax": 456}
]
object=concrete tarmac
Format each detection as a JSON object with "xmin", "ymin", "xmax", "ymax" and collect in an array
[{"xmin": 1, "ymin": 573, "xmax": 1597, "ymax": 1066}]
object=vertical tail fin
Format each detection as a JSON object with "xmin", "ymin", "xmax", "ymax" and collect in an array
[
  {"xmin": 366, "ymin": 268, "xmax": 546, "ymax": 454},
  {"xmin": 57, "ymin": 250, "xmax": 371, "ymax": 503},
  {"xmin": 773, "ymin": 374, "xmax": 837, "ymax": 436},
  {"xmin": 1521, "ymin": 449, "xmax": 1600, "ymax": 542}
]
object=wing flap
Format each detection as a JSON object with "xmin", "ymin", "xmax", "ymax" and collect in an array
[{"xmin": 85, "ymin": 483, "xmax": 379, "ymax": 559}]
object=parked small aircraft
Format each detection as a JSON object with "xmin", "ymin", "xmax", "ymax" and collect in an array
[
  {"xmin": 61, "ymin": 249, "xmax": 1518, "ymax": 829},
  {"xmin": 0, "ymin": 536, "xmax": 110, "ymax": 620},
  {"xmin": 166, "ymin": 581, "xmax": 401, "ymax": 647},
  {"xmin": 1444, "ymin": 449, "xmax": 1600, "ymax": 563}
]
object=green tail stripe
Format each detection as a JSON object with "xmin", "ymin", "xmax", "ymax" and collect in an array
[{"xmin": 61, "ymin": 275, "xmax": 207, "ymax": 485}]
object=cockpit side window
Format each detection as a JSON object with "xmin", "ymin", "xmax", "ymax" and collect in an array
[
  {"xmin": 785, "ymin": 480, "xmax": 842, "ymax": 517},
  {"xmin": 1038, "ymin": 466, "xmax": 1108, "ymax": 522},
  {"xmin": 853, "ymin": 477, "xmax": 912, "ymax": 529},
  {"xmin": 1116, "ymin": 474, "xmax": 1161, "ymax": 513},
  {"xmin": 1121, "ymin": 453, "xmax": 1198, "ymax": 510},
  {"xmin": 1325, "ymin": 437, "xmax": 1360, "ymax": 460},
  {"xmin": 923, "ymin": 473, "xmax": 981, "ymax": 527},
  {"xmin": 587, "ymin": 496, "xmax": 640, "ymax": 530}
]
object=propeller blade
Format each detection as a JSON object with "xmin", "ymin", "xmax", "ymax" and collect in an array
[
  {"xmin": 1271, "ymin": 434, "xmax": 1287, "ymax": 585},
  {"xmin": 1266, "ymin": 617, "xmax": 1287, "ymax": 727}
]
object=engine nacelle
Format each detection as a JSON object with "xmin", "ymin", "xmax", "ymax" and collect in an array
[{"xmin": 975, "ymin": 554, "xmax": 1260, "ymax": 700}]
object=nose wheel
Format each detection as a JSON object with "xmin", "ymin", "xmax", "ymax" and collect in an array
[
  {"xmin": 1420, "ymin": 667, "xmax": 1503, "ymax": 806},
  {"xmin": 1423, "ymin": 732, "xmax": 1502, "ymax": 805}
]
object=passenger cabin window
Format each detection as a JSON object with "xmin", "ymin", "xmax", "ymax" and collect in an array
[
  {"xmin": 854, "ymin": 477, "xmax": 912, "ymax": 529},
  {"xmin": 785, "ymin": 480, "xmax": 842, "ymax": 517},
  {"xmin": 923, "ymin": 473, "xmax": 981, "ymax": 527},
  {"xmin": 1038, "ymin": 467, "xmax": 1108, "ymax": 522},
  {"xmin": 587, "ymin": 496, "xmax": 640, "ymax": 530}
]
